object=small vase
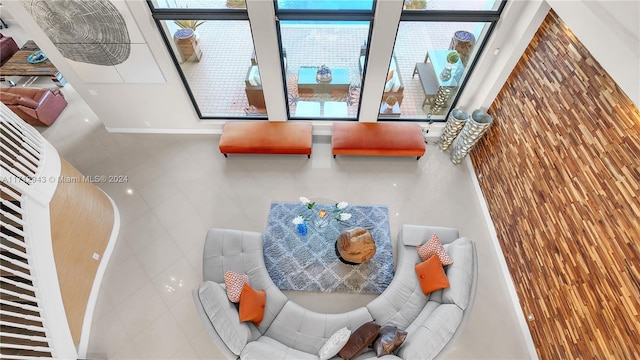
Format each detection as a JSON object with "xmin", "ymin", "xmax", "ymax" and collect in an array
[
  {"xmin": 440, "ymin": 63, "xmax": 453, "ymax": 82},
  {"xmin": 296, "ymin": 223, "xmax": 308, "ymax": 236}
]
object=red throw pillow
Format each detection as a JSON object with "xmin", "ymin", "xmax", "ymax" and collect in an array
[
  {"xmin": 239, "ymin": 283, "xmax": 266, "ymax": 326},
  {"xmin": 338, "ymin": 321, "xmax": 381, "ymax": 360},
  {"xmin": 416, "ymin": 233, "xmax": 453, "ymax": 266},
  {"xmin": 224, "ymin": 270, "xmax": 249, "ymax": 303},
  {"xmin": 415, "ymin": 255, "xmax": 450, "ymax": 295}
]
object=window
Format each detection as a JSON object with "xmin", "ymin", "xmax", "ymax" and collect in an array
[
  {"xmin": 275, "ymin": 0, "xmax": 375, "ymax": 120},
  {"xmin": 279, "ymin": 20, "xmax": 370, "ymax": 120},
  {"xmin": 378, "ymin": 0, "xmax": 504, "ymax": 121},
  {"xmin": 148, "ymin": 1, "xmax": 266, "ymax": 119}
]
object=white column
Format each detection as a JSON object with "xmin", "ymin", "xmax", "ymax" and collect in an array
[
  {"xmin": 246, "ymin": 0, "xmax": 288, "ymax": 121},
  {"xmin": 358, "ymin": 0, "xmax": 403, "ymax": 122}
]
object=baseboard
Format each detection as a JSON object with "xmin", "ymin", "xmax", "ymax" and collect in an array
[{"xmin": 465, "ymin": 156, "xmax": 540, "ymax": 359}]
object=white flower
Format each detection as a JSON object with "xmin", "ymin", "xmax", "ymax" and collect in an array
[
  {"xmin": 336, "ymin": 201, "xmax": 348, "ymax": 210},
  {"xmin": 292, "ymin": 215, "xmax": 305, "ymax": 224},
  {"xmin": 299, "ymin": 197, "xmax": 311, "ymax": 205},
  {"xmin": 339, "ymin": 213, "xmax": 352, "ymax": 221}
]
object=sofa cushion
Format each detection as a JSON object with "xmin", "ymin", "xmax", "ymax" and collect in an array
[
  {"xmin": 0, "ymin": 92, "xmax": 20, "ymax": 105},
  {"xmin": 441, "ymin": 237, "xmax": 475, "ymax": 310},
  {"xmin": 396, "ymin": 304, "xmax": 463, "ymax": 360},
  {"xmin": 265, "ymin": 301, "xmax": 373, "ymax": 354},
  {"xmin": 416, "ymin": 233, "xmax": 453, "ymax": 265},
  {"xmin": 202, "ymin": 228, "xmax": 289, "ymax": 334},
  {"xmin": 239, "ymin": 283, "xmax": 266, "ymax": 326},
  {"xmin": 241, "ymin": 336, "xmax": 318, "ymax": 360},
  {"xmin": 339, "ymin": 321, "xmax": 381, "ymax": 360},
  {"xmin": 401, "ymin": 225, "xmax": 460, "ymax": 247},
  {"xmin": 415, "ymin": 255, "xmax": 450, "ymax": 295},
  {"xmin": 373, "ymin": 325, "xmax": 408, "ymax": 357},
  {"xmin": 318, "ymin": 327, "xmax": 351, "ymax": 360},
  {"xmin": 197, "ymin": 281, "xmax": 252, "ymax": 355}
]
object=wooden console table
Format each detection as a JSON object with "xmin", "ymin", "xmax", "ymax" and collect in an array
[{"xmin": 0, "ymin": 40, "xmax": 67, "ymax": 86}]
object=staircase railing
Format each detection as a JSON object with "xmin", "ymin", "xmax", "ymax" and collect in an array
[{"xmin": 1, "ymin": 104, "xmax": 77, "ymax": 359}]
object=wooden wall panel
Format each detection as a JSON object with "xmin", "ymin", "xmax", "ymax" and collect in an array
[
  {"xmin": 470, "ymin": 10, "xmax": 640, "ymax": 359},
  {"xmin": 49, "ymin": 158, "xmax": 114, "ymax": 346}
]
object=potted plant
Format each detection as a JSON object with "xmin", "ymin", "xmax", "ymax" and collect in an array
[
  {"xmin": 440, "ymin": 51, "xmax": 460, "ymax": 81},
  {"xmin": 446, "ymin": 51, "xmax": 460, "ymax": 65},
  {"xmin": 174, "ymin": 20, "xmax": 205, "ymax": 32},
  {"xmin": 173, "ymin": 20, "xmax": 205, "ymax": 62}
]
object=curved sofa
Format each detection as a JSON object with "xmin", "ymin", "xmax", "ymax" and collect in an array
[{"xmin": 193, "ymin": 225, "xmax": 477, "ymax": 359}]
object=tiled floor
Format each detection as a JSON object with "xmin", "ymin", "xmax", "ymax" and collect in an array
[
  {"xmin": 22, "ymin": 82, "xmax": 535, "ymax": 359},
  {"xmin": 2, "ymin": 8, "xmax": 531, "ymax": 358}
]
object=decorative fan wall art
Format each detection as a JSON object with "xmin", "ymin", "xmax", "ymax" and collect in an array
[
  {"xmin": 23, "ymin": 0, "xmax": 165, "ymax": 83},
  {"xmin": 25, "ymin": 0, "xmax": 130, "ymax": 66}
]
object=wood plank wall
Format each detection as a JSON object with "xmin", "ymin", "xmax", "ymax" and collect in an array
[
  {"xmin": 470, "ymin": 10, "xmax": 640, "ymax": 359},
  {"xmin": 49, "ymin": 158, "xmax": 114, "ymax": 346}
]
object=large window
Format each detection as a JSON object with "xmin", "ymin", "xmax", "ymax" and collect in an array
[
  {"xmin": 148, "ymin": 0, "xmax": 505, "ymax": 121},
  {"xmin": 148, "ymin": 1, "xmax": 266, "ymax": 119},
  {"xmin": 379, "ymin": 21, "xmax": 492, "ymax": 120},
  {"xmin": 279, "ymin": 21, "xmax": 370, "ymax": 120},
  {"xmin": 276, "ymin": 0, "xmax": 375, "ymax": 120},
  {"xmin": 378, "ymin": 0, "xmax": 504, "ymax": 121}
]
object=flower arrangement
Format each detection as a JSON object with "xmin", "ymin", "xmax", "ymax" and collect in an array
[
  {"xmin": 316, "ymin": 65, "xmax": 333, "ymax": 83},
  {"xmin": 293, "ymin": 197, "xmax": 352, "ymax": 235}
]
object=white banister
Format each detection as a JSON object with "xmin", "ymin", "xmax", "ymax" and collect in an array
[
  {"xmin": 0, "ymin": 265, "xmax": 34, "ymax": 280},
  {"xmin": 0, "ymin": 299, "xmax": 41, "ymax": 313},
  {"xmin": 0, "ymin": 331, "xmax": 50, "ymax": 343},
  {"xmin": 0, "ymin": 310, "xmax": 44, "ymax": 322},
  {"xmin": 2, "ymin": 104, "xmax": 75, "ymax": 359},
  {"xmin": 0, "ymin": 288, "xmax": 38, "ymax": 303}
]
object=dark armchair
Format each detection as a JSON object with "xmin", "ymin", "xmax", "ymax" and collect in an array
[
  {"xmin": 0, "ymin": 33, "xmax": 19, "ymax": 65},
  {"xmin": 0, "ymin": 87, "xmax": 68, "ymax": 126}
]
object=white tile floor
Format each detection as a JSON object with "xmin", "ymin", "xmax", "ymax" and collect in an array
[{"xmin": 25, "ymin": 83, "xmax": 535, "ymax": 359}]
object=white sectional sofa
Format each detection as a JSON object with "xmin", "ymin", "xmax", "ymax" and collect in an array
[{"xmin": 193, "ymin": 225, "xmax": 477, "ymax": 359}]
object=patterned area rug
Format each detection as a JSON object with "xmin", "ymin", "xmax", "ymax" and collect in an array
[{"xmin": 263, "ymin": 202, "xmax": 394, "ymax": 294}]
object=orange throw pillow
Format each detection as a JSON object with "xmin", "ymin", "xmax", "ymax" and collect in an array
[
  {"xmin": 386, "ymin": 70, "xmax": 394, "ymax": 82},
  {"xmin": 415, "ymin": 255, "xmax": 450, "ymax": 295},
  {"xmin": 239, "ymin": 283, "xmax": 266, "ymax": 326},
  {"xmin": 416, "ymin": 233, "xmax": 453, "ymax": 266}
]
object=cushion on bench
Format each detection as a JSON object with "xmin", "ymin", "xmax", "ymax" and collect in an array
[
  {"xmin": 219, "ymin": 121, "xmax": 312, "ymax": 157},
  {"xmin": 331, "ymin": 123, "xmax": 425, "ymax": 159}
]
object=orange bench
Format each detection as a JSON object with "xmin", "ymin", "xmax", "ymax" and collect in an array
[
  {"xmin": 219, "ymin": 121, "xmax": 312, "ymax": 158},
  {"xmin": 332, "ymin": 122, "xmax": 425, "ymax": 160}
]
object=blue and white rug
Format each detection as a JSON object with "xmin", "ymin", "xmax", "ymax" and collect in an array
[{"xmin": 263, "ymin": 202, "xmax": 395, "ymax": 294}]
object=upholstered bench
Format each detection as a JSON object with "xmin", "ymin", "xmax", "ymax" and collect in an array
[
  {"xmin": 331, "ymin": 122, "xmax": 425, "ymax": 160},
  {"xmin": 219, "ymin": 121, "xmax": 312, "ymax": 158}
]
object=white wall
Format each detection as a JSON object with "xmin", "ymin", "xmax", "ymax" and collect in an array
[
  {"xmin": 3, "ymin": 0, "xmax": 638, "ymax": 133},
  {"xmin": 459, "ymin": 0, "xmax": 640, "ymax": 111}
]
